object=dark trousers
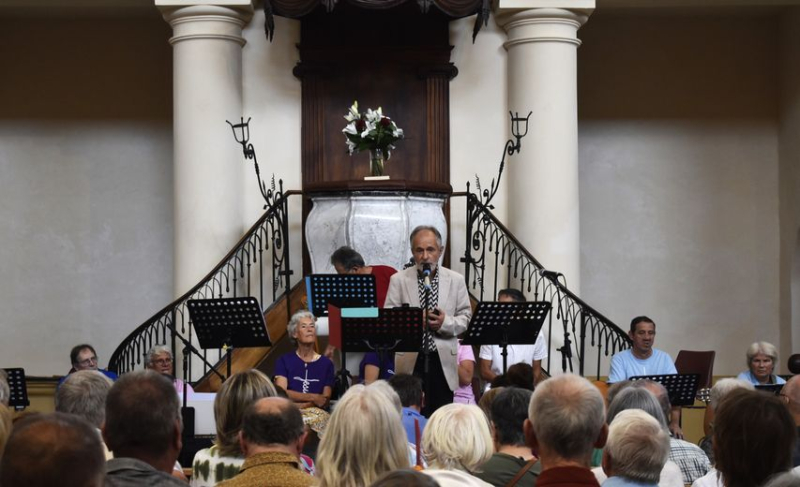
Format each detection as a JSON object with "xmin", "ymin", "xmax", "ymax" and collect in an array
[{"xmin": 413, "ymin": 350, "xmax": 453, "ymax": 417}]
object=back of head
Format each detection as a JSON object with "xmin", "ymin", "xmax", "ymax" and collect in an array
[
  {"xmin": 629, "ymin": 380, "xmax": 671, "ymax": 423},
  {"xmin": 0, "ymin": 404, "xmax": 11, "ymax": 457},
  {"xmin": 506, "ymin": 363, "xmax": 534, "ymax": 391},
  {"xmin": 497, "ymin": 288, "xmax": 525, "ymax": 302},
  {"xmin": 714, "ymin": 389, "xmax": 795, "ymax": 487},
  {"xmin": 479, "ymin": 386, "xmax": 505, "ymax": 422},
  {"xmin": 316, "ymin": 383, "xmax": 410, "ymax": 487},
  {"xmin": 782, "ymin": 375, "xmax": 800, "ymax": 418},
  {"xmin": 0, "ymin": 369, "xmax": 9, "ymax": 407},
  {"xmin": 606, "ymin": 380, "xmax": 632, "ymax": 406},
  {"xmin": 241, "ymin": 397, "xmax": 304, "ymax": 448},
  {"xmin": 56, "ymin": 370, "xmax": 113, "ymax": 428},
  {"xmin": 104, "ymin": 370, "xmax": 180, "ymax": 458},
  {"xmin": 607, "ymin": 387, "xmax": 668, "ymax": 429},
  {"xmin": 388, "ymin": 373, "xmax": 423, "ymax": 408},
  {"xmin": 422, "ymin": 403, "xmax": 494, "ymax": 471},
  {"xmin": 605, "ymin": 409, "xmax": 669, "ymax": 483},
  {"xmin": 214, "ymin": 368, "xmax": 278, "ymax": 456},
  {"xmin": 369, "ymin": 469, "xmax": 441, "ymax": 487},
  {"xmin": 708, "ymin": 378, "xmax": 754, "ymax": 410},
  {"xmin": 1, "ymin": 412, "xmax": 105, "ymax": 487},
  {"xmin": 529, "ymin": 374, "xmax": 606, "ymax": 464},
  {"xmin": 491, "ymin": 387, "xmax": 533, "ymax": 447}
]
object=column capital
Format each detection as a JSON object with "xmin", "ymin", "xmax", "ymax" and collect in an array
[
  {"xmin": 495, "ymin": 1, "xmax": 593, "ymax": 49},
  {"xmin": 156, "ymin": 1, "xmax": 254, "ymax": 46}
]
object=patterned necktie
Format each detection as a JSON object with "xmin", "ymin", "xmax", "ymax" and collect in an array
[{"xmin": 417, "ymin": 271, "xmax": 439, "ymax": 352}]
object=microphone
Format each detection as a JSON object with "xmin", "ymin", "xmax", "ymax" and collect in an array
[{"xmin": 422, "ymin": 264, "xmax": 432, "ymax": 290}]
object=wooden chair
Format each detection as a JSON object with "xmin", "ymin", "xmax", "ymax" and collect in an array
[{"xmin": 674, "ymin": 350, "xmax": 716, "ymax": 392}]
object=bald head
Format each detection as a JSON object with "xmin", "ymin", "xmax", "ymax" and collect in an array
[
  {"xmin": 240, "ymin": 397, "xmax": 305, "ymax": 455},
  {"xmin": 783, "ymin": 375, "xmax": 800, "ymax": 421}
]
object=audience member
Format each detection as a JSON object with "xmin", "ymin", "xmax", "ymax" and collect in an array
[
  {"xmin": 506, "ymin": 363, "xmax": 535, "ymax": 391},
  {"xmin": 360, "ymin": 350, "xmax": 395, "ymax": 384},
  {"xmin": 696, "ymin": 378, "xmax": 754, "ymax": 466},
  {"xmin": 478, "ymin": 288, "xmax": 548, "ymax": 388},
  {"xmin": 370, "ymin": 469, "xmax": 442, "ymax": 487},
  {"xmin": 605, "ymin": 380, "xmax": 631, "ymax": 407},
  {"xmin": 608, "ymin": 317, "xmax": 682, "ymax": 438},
  {"xmin": 478, "ymin": 386, "xmax": 504, "ymax": 422},
  {"xmin": 524, "ymin": 374, "xmax": 607, "ymax": 487},
  {"xmin": 146, "ymin": 344, "xmax": 195, "ymax": 396},
  {"xmin": 386, "ymin": 225, "xmax": 472, "ymax": 415},
  {"xmin": 762, "ymin": 471, "xmax": 800, "ymax": 487},
  {"xmin": 629, "ymin": 380, "xmax": 710, "ymax": 484},
  {"xmin": 274, "ymin": 310, "xmax": 334, "ymax": 409},
  {"xmin": 0, "ymin": 402, "xmax": 11, "ymax": 458},
  {"xmin": 737, "ymin": 341, "xmax": 786, "ymax": 385},
  {"xmin": 1, "ymin": 412, "xmax": 105, "ymax": 487},
  {"xmin": 421, "ymin": 403, "xmax": 494, "ymax": 487},
  {"xmin": 55, "ymin": 369, "xmax": 114, "ymax": 458},
  {"xmin": 782, "ymin": 375, "xmax": 800, "ymax": 467},
  {"xmin": 389, "ymin": 373, "xmax": 428, "ymax": 446},
  {"xmin": 217, "ymin": 397, "xmax": 313, "ymax": 487},
  {"xmin": 58, "ymin": 343, "xmax": 118, "ymax": 386},
  {"xmin": 475, "ymin": 387, "xmax": 541, "ymax": 487},
  {"xmin": 453, "ymin": 341, "xmax": 477, "ymax": 404},
  {"xmin": 191, "ymin": 369, "xmax": 278, "ymax": 487},
  {"xmin": 103, "ymin": 370, "xmax": 185, "ymax": 486},
  {"xmin": 602, "ymin": 409, "xmax": 670, "ymax": 487},
  {"xmin": 713, "ymin": 389, "xmax": 795, "ymax": 487},
  {"xmin": 316, "ymin": 383, "xmax": 410, "ymax": 487}
]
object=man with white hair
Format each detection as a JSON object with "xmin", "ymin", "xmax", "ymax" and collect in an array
[
  {"xmin": 56, "ymin": 370, "xmax": 114, "ymax": 459},
  {"xmin": 781, "ymin": 375, "xmax": 800, "ymax": 467},
  {"xmin": 524, "ymin": 374, "xmax": 607, "ymax": 486},
  {"xmin": 602, "ymin": 409, "xmax": 670, "ymax": 486}
]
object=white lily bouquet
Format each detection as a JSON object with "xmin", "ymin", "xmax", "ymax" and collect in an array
[{"xmin": 342, "ymin": 101, "xmax": 404, "ymax": 177}]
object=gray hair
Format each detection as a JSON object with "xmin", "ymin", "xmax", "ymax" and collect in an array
[
  {"xmin": 422, "ymin": 403, "xmax": 494, "ymax": 472},
  {"xmin": 746, "ymin": 341, "xmax": 778, "ymax": 367},
  {"xmin": 529, "ymin": 374, "xmax": 606, "ymax": 462},
  {"xmin": 629, "ymin": 380, "xmax": 671, "ymax": 425},
  {"xmin": 605, "ymin": 409, "xmax": 670, "ymax": 483},
  {"xmin": 608, "ymin": 387, "xmax": 668, "ymax": 430},
  {"xmin": 55, "ymin": 370, "xmax": 113, "ymax": 428},
  {"xmin": 709, "ymin": 378, "xmax": 754, "ymax": 410},
  {"xmin": 409, "ymin": 225, "xmax": 443, "ymax": 249},
  {"xmin": 0, "ymin": 370, "xmax": 8, "ymax": 407},
  {"xmin": 763, "ymin": 471, "xmax": 800, "ymax": 487},
  {"xmin": 145, "ymin": 344, "xmax": 173, "ymax": 368},
  {"xmin": 287, "ymin": 310, "xmax": 316, "ymax": 345}
]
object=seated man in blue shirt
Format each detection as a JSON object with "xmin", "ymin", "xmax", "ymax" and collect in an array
[
  {"xmin": 608, "ymin": 316, "xmax": 683, "ymax": 438},
  {"xmin": 388, "ymin": 373, "xmax": 427, "ymax": 446},
  {"xmin": 58, "ymin": 344, "xmax": 118, "ymax": 388}
]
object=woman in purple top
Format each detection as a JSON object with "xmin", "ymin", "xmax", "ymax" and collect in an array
[
  {"xmin": 274, "ymin": 310, "xmax": 335, "ymax": 409},
  {"xmin": 360, "ymin": 352, "xmax": 395, "ymax": 384}
]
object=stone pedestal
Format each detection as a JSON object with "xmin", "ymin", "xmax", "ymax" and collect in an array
[{"xmin": 304, "ymin": 181, "xmax": 452, "ymax": 273}]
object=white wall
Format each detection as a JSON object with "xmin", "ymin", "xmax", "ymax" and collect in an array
[
  {"xmin": 578, "ymin": 13, "xmax": 781, "ymax": 375},
  {"xmin": 0, "ymin": 14, "xmax": 174, "ymax": 375}
]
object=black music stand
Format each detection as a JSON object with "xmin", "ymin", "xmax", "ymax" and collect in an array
[
  {"xmin": 305, "ymin": 274, "xmax": 377, "ymax": 317},
  {"xmin": 461, "ymin": 301, "xmax": 551, "ymax": 375},
  {"xmin": 3, "ymin": 368, "xmax": 29, "ymax": 411},
  {"xmin": 187, "ymin": 297, "xmax": 272, "ymax": 380},
  {"xmin": 630, "ymin": 373, "xmax": 700, "ymax": 407},
  {"xmin": 328, "ymin": 305, "xmax": 424, "ymax": 391}
]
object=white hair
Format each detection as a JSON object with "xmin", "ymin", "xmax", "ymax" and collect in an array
[
  {"xmin": 605, "ymin": 409, "xmax": 670, "ymax": 483},
  {"xmin": 709, "ymin": 378, "xmax": 754, "ymax": 410},
  {"xmin": 529, "ymin": 374, "xmax": 606, "ymax": 462},
  {"xmin": 287, "ymin": 310, "xmax": 316, "ymax": 345},
  {"xmin": 422, "ymin": 403, "xmax": 494, "ymax": 472},
  {"xmin": 145, "ymin": 344, "xmax": 173, "ymax": 367},
  {"xmin": 746, "ymin": 341, "xmax": 779, "ymax": 367}
]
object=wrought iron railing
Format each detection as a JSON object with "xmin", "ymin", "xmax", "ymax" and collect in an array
[{"xmin": 108, "ymin": 183, "xmax": 300, "ymax": 380}]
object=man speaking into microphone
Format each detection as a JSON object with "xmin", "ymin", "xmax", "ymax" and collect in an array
[{"xmin": 385, "ymin": 225, "xmax": 472, "ymax": 415}]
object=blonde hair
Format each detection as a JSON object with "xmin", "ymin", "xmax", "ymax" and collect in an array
[
  {"xmin": 213, "ymin": 369, "xmax": 277, "ymax": 457},
  {"xmin": 0, "ymin": 404, "xmax": 11, "ymax": 457},
  {"xmin": 605, "ymin": 409, "xmax": 669, "ymax": 483},
  {"xmin": 422, "ymin": 403, "xmax": 494, "ymax": 472},
  {"xmin": 316, "ymin": 383, "xmax": 410, "ymax": 487}
]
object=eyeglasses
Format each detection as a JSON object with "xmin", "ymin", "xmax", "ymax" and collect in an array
[
  {"xmin": 153, "ymin": 358, "xmax": 172, "ymax": 366},
  {"xmin": 77, "ymin": 356, "xmax": 98, "ymax": 367}
]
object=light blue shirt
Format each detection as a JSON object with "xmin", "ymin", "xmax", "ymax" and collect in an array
[
  {"xmin": 736, "ymin": 370, "xmax": 786, "ymax": 385},
  {"xmin": 602, "ymin": 476, "xmax": 658, "ymax": 487},
  {"xmin": 608, "ymin": 349, "xmax": 676, "ymax": 383}
]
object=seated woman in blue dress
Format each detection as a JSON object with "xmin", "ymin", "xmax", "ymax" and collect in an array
[
  {"xmin": 274, "ymin": 310, "xmax": 335, "ymax": 409},
  {"xmin": 737, "ymin": 341, "xmax": 786, "ymax": 385}
]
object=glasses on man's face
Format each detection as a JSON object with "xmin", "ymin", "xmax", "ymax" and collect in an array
[{"xmin": 78, "ymin": 356, "xmax": 98, "ymax": 367}]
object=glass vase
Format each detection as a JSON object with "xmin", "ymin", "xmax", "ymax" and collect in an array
[{"xmin": 369, "ymin": 148, "xmax": 385, "ymax": 177}]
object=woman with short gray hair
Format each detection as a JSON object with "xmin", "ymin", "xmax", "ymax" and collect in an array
[
  {"xmin": 737, "ymin": 341, "xmax": 785, "ymax": 385},
  {"xmin": 145, "ymin": 344, "xmax": 195, "ymax": 396}
]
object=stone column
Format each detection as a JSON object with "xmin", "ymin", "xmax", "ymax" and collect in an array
[
  {"xmin": 157, "ymin": 1, "xmax": 254, "ymax": 296},
  {"xmin": 496, "ymin": 1, "xmax": 593, "ymax": 293}
]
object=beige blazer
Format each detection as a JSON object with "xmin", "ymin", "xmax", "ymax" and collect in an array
[{"xmin": 384, "ymin": 266, "xmax": 472, "ymax": 391}]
